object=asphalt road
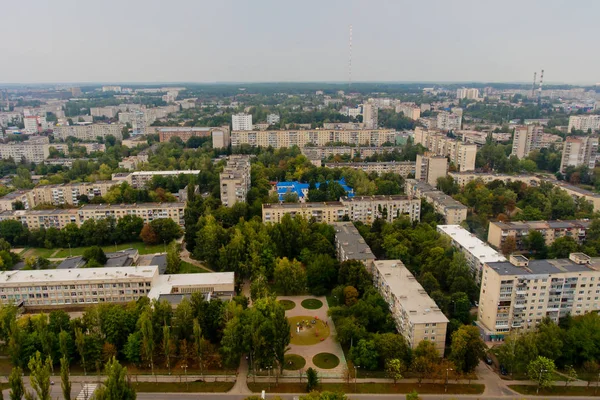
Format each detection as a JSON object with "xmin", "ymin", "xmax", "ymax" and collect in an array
[{"xmin": 136, "ymin": 394, "xmax": 600, "ymax": 400}]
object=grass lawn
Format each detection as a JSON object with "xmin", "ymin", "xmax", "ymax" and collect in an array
[
  {"xmin": 179, "ymin": 261, "xmax": 209, "ymax": 273},
  {"xmin": 312, "ymin": 353, "xmax": 340, "ymax": 369},
  {"xmin": 248, "ymin": 382, "xmax": 484, "ymax": 394},
  {"xmin": 133, "ymin": 381, "xmax": 234, "ymax": 393},
  {"xmin": 301, "ymin": 298, "xmax": 323, "ymax": 310},
  {"xmin": 509, "ymin": 384, "xmax": 600, "ymax": 396},
  {"xmin": 21, "ymin": 247, "xmax": 57, "ymax": 259},
  {"xmin": 279, "ymin": 299, "xmax": 296, "ymax": 311},
  {"xmin": 284, "ymin": 354, "xmax": 306, "ymax": 371},
  {"xmin": 53, "ymin": 242, "xmax": 167, "ymax": 258},
  {"xmin": 289, "ymin": 316, "xmax": 330, "ymax": 345}
]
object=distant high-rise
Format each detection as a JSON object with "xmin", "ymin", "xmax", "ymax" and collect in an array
[
  {"xmin": 415, "ymin": 153, "xmax": 448, "ymax": 187},
  {"xmin": 511, "ymin": 125, "xmax": 544, "ymax": 159},
  {"xmin": 456, "ymin": 88, "xmax": 480, "ymax": 100},
  {"xmin": 560, "ymin": 136, "xmax": 598, "ymax": 173},
  {"xmin": 232, "ymin": 113, "xmax": 253, "ymax": 131},
  {"xmin": 568, "ymin": 115, "xmax": 600, "ymax": 133},
  {"xmin": 363, "ymin": 103, "xmax": 378, "ymax": 129},
  {"xmin": 71, "ymin": 87, "xmax": 82, "ymax": 97}
]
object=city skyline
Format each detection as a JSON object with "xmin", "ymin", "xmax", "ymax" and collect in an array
[{"xmin": 1, "ymin": 0, "xmax": 598, "ymax": 84}]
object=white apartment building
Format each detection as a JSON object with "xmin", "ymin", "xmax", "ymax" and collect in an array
[
  {"xmin": 53, "ymin": 124, "xmax": 123, "ymax": 141},
  {"xmin": 395, "ymin": 103, "xmax": 421, "ymax": 120},
  {"xmin": 340, "ymin": 195, "xmax": 421, "ymax": 223},
  {"xmin": 373, "ymin": 260, "xmax": 448, "ymax": 354},
  {"xmin": 23, "ymin": 116, "xmax": 41, "ymax": 134},
  {"xmin": 0, "ymin": 266, "xmax": 234, "ymax": 307},
  {"xmin": 262, "ymin": 202, "xmax": 347, "ymax": 224},
  {"xmin": 456, "ymin": 88, "xmax": 480, "ymax": 100},
  {"xmin": 416, "ymin": 154, "xmax": 448, "ymax": 186},
  {"xmin": 232, "ymin": 113, "xmax": 253, "ymax": 131},
  {"xmin": 219, "ymin": 155, "xmax": 251, "ymax": 207},
  {"xmin": 231, "ymin": 129, "xmax": 396, "ymax": 149},
  {"xmin": 0, "ymin": 136, "xmax": 51, "ymax": 164},
  {"xmin": 324, "ymin": 161, "xmax": 415, "ymax": 177},
  {"xmin": 90, "ymin": 107, "xmax": 118, "ymax": 118},
  {"xmin": 437, "ymin": 225, "xmax": 506, "ymax": 283},
  {"xmin": 568, "ymin": 115, "xmax": 600, "ymax": 133},
  {"xmin": 363, "ymin": 103, "xmax": 378, "ymax": 129},
  {"xmin": 436, "ymin": 111, "xmax": 462, "ymax": 131},
  {"xmin": 102, "ymin": 86, "xmax": 122, "ymax": 93},
  {"xmin": 559, "ymin": 136, "xmax": 598, "ymax": 172},
  {"xmin": 478, "ymin": 253, "xmax": 600, "ymax": 340},
  {"xmin": 267, "ymin": 114, "xmax": 280, "ymax": 125}
]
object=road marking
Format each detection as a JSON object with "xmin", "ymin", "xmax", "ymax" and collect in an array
[{"xmin": 76, "ymin": 383, "xmax": 98, "ymax": 400}]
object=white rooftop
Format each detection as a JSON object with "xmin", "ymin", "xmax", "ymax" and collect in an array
[
  {"xmin": 0, "ymin": 266, "xmax": 158, "ymax": 285},
  {"xmin": 437, "ymin": 225, "xmax": 507, "ymax": 263},
  {"xmin": 375, "ymin": 260, "xmax": 448, "ymax": 324},
  {"xmin": 131, "ymin": 170, "xmax": 201, "ymax": 176},
  {"xmin": 147, "ymin": 272, "xmax": 235, "ymax": 300}
]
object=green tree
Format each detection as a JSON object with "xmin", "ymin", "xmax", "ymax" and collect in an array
[
  {"xmin": 27, "ymin": 351, "xmax": 52, "ymax": 400},
  {"xmin": 140, "ymin": 224, "xmax": 159, "ymax": 245},
  {"xmin": 140, "ymin": 311, "xmax": 154, "ymax": 374},
  {"xmin": 273, "ymin": 257, "xmax": 306, "ymax": 295},
  {"xmin": 93, "ymin": 357, "xmax": 136, "ymax": 400},
  {"xmin": 527, "ymin": 356, "xmax": 555, "ymax": 394},
  {"xmin": 82, "ymin": 246, "xmax": 107, "ymax": 266},
  {"xmin": 250, "ymin": 274, "xmax": 271, "ymax": 301},
  {"xmin": 305, "ymin": 254, "xmax": 338, "ymax": 295},
  {"xmin": 548, "ymin": 236, "xmax": 579, "ymax": 258},
  {"xmin": 124, "ymin": 332, "xmax": 142, "ymax": 366},
  {"xmin": 523, "ymin": 230, "xmax": 547, "ymax": 258},
  {"xmin": 500, "ymin": 236, "xmax": 517, "ymax": 256},
  {"xmin": 9, "ymin": 366, "xmax": 24, "ymax": 400},
  {"xmin": 564, "ymin": 365, "xmax": 578, "ymax": 388},
  {"xmin": 300, "ymin": 392, "xmax": 347, "ymax": 400},
  {"xmin": 343, "ymin": 286, "xmax": 359, "ymax": 306},
  {"xmin": 162, "ymin": 323, "xmax": 173, "ymax": 374},
  {"xmin": 149, "ymin": 218, "xmax": 183, "ymax": 244},
  {"xmin": 165, "ymin": 241, "xmax": 181, "ymax": 274},
  {"xmin": 406, "ymin": 390, "xmax": 420, "ymax": 400},
  {"xmin": 494, "ymin": 334, "xmax": 517, "ymax": 375},
  {"xmin": 61, "ymin": 356, "xmax": 72, "ymax": 400},
  {"xmin": 350, "ymin": 339, "xmax": 379, "ymax": 370},
  {"xmin": 306, "ymin": 367, "xmax": 319, "ymax": 392},
  {"xmin": 74, "ymin": 327, "xmax": 87, "ymax": 375},
  {"xmin": 385, "ymin": 358, "xmax": 405, "ymax": 384},
  {"xmin": 449, "ymin": 325, "xmax": 486, "ymax": 373}
]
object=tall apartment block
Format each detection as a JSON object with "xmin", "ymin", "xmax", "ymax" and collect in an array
[
  {"xmin": 219, "ymin": 155, "xmax": 251, "ymax": 207},
  {"xmin": 568, "ymin": 115, "xmax": 600, "ymax": 133},
  {"xmin": 232, "ymin": 113, "xmax": 253, "ymax": 131},
  {"xmin": 415, "ymin": 153, "xmax": 448, "ymax": 186},
  {"xmin": 511, "ymin": 125, "xmax": 544, "ymax": 159},
  {"xmin": 395, "ymin": 103, "xmax": 421, "ymax": 120},
  {"xmin": 436, "ymin": 111, "xmax": 462, "ymax": 131},
  {"xmin": 478, "ymin": 253, "xmax": 600, "ymax": 340},
  {"xmin": 363, "ymin": 103, "xmax": 378, "ymax": 129},
  {"xmin": 413, "ymin": 127, "xmax": 476, "ymax": 171},
  {"xmin": 487, "ymin": 220, "xmax": 592, "ymax": 250},
  {"xmin": 373, "ymin": 260, "xmax": 448, "ymax": 354},
  {"xmin": 437, "ymin": 225, "xmax": 506, "ymax": 283},
  {"xmin": 559, "ymin": 136, "xmax": 598, "ymax": 172},
  {"xmin": 456, "ymin": 88, "xmax": 480, "ymax": 100}
]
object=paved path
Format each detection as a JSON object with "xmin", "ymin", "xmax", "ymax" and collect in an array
[
  {"xmin": 229, "ymin": 356, "xmax": 251, "ymax": 394},
  {"xmin": 278, "ymin": 295, "xmax": 346, "ymax": 378},
  {"xmin": 476, "ymin": 361, "xmax": 516, "ymax": 396},
  {"xmin": 180, "ymin": 244, "xmax": 214, "ymax": 272}
]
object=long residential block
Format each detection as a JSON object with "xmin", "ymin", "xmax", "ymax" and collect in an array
[
  {"xmin": 53, "ymin": 124, "xmax": 124, "ymax": 141},
  {"xmin": 373, "ymin": 260, "xmax": 448, "ymax": 354},
  {"xmin": 112, "ymin": 170, "xmax": 201, "ymax": 189},
  {"xmin": 262, "ymin": 202, "xmax": 347, "ymax": 224},
  {"xmin": 324, "ymin": 161, "xmax": 415, "ymax": 177},
  {"xmin": 478, "ymin": 253, "xmax": 600, "ymax": 340},
  {"xmin": 413, "ymin": 127, "xmax": 476, "ymax": 171},
  {"xmin": 231, "ymin": 129, "xmax": 397, "ymax": 148},
  {"xmin": 332, "ymin": 222, "xmax": 376, "ymax": 270},
  {"xmin": 487, "ymin": 220, "xmax": 592, "ymax": 250}
]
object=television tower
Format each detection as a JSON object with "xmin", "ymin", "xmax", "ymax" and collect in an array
[
  {"xmin": 531, "ymin": 72, "xmax": 537, "ymax": 98},
  {"xmin": 348, "ymin": 24, "xmax": 353, "ymax": 88},
  {"xmin": 538, "ymin": 69, "xmax": 544, "ymax": 102}
]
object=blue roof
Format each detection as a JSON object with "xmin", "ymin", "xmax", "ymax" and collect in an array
[{"xmin": 276, "ymin": 178, "xmax": 354, "ymax": 200}]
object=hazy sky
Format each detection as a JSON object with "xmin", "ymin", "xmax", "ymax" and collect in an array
[{"xmin": 1, "ymin": 0, "xmax": 598, "ymax": 84}]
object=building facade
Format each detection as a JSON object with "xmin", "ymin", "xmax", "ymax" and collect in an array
[
  {"xmin": 487, "ymin": 220, "xmax": 592, "ymax": 250},
  {"xmin": 53, "ymin": 124, "xmax": 124, "ymax": 141},
  {"xmin": 405, "ymin": 179, "xmax": 468, "ymax": 224},
  {"xmin": 415, "ymin": 153, "xmax": 448, "ymax": 186},
  {"xmin": 0, "ymin": 136, "xmax": 50, "ymax": 163},
  {"xmin": 395, "ymin": 103, "xmax": 421, "ymax": 120},
  {"xmin": 111, "ymin": 170, "xmax": 200, "ymax": 189},
  {"xmin": 559, "ymin": 136, "xmax": 598, "ymax": 172},
  {"xmin": 262, "ymin": 202, "xmax": 347, "ymax": 224},
  {"xmin": 232, "ymin": 113, "xmax": 253, "ymax": 131},
  {"xmin": 568, "ymin": 115, "xmax": 600, "ymax": 133},
  {"xmin": 511, "ymin": 125, "xmax": 545, "ymax": 159},
  {"xmin": 219, "ymin": 155, "xmax": 251, "ymax": 207},
  {"xmin": 340, "ymin": 195, "xmax": 421, "ymax": 223},
  {"xmin": 324, "ymin": 161, "xmax": 415, "ymax": 177},
  {"xmin": 413, "ymin": 127, "xmax": 476, "ymax": 171},
  {"xmin": 363, "ymin": 103, "xmax": 378, "ymax": 129},
  {"xmin": 332, "ymin": 222, "xmax": 376, "ymax": 270},
  {"xmin": 436, "ymin": 111, "xmax": 462, "ymax": 131}
]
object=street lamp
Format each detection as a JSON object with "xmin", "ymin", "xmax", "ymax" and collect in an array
[
  {"xmin": 445, "ymin": 368, "xmax": 453, "ymax": 393},
  {"xmin": 354, "ymin": 365, "xmax": 360, "ymax": 392},
  {"xmin": 181, "ymin": 361, "xmax": 188, "ymax": 389},
  {"xmin": 267, "ymin": 366, "xmax": 273, "ymax": 390},
  {"xmin": 537, "ymin": 368, "xmax": 547, "ymax": 394}
]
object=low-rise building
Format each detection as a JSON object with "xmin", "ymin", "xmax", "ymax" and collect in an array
[
  {"xmin": 332, "ymin": 222, "xmax": 376, "ymax": 270},
  {"xmin": 262, "ymin": 202, "xmax": 347, "ymax": 224},
  {"xmin": 301, "ymin": 146, "xmax": 405, "ymax": 160},
  {"xmin": 78, "ymin": 202, "xmax": 185, "ymax": 226},
  {"xmin": 487, "ymin": 220, "xmax": 592, "ymax": 250},
  {"xmin": 448, "ymin": 172, "xmax": 543, "ymax": 188},
  {"xmin": 220, "ymin": 155, "xmax": 251, "ymax": 207},
  {"xmin": 477, "ymin": 253, "xmax": 600, "ymax": 340},
  {"xmin": 324, "ymin": 161, "xmax": 415, "ymax": 177},
  {"xmin": 156, "ymin": 126, "xmax": 230, "ymax": 148},
  {"xmin": 118, "ymin": 155, "xmax": 149, "ymax": 170},
  {"xmin": 111, "ymin": 170, "xmax": 200, "ymax": 189},
  {"xmin": 405, "ymin": 179, "xmax": 468, "ymax": 224},
  {"xmin": 437, "ymin": 225, "xmax": 506, "ymax": 282},
  {"xmin": 340, "ymin": 195, "xmax": 421, "ymax": 223},
  {"xmin": 373, "ymin": 260, "xmax": 448, "ymax": 354}
]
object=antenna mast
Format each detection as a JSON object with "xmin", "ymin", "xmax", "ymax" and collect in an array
[
  {"xmin": 348, "ymin": 24, "xmax": 353, "ymax": 88},
  {"xmin": 531, "ymin": 72, "xmax": 537, "ymax": 98}
]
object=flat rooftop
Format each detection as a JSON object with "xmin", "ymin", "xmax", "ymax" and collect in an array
[
  {"xmin": 374, "ymin": 260, "xmax": 449, "ymax": 324},
  {"xmin": 80, "ymin": 202, "xmax": 185, "ymax": 210},
  {"xmin": 486, "ymin": 258, "xmax": 598, "ymax": 276},
  {"xmin": 340, "ymin": 195, "xmax": 416, "ymax": 202},
  {"xmin": 131, "ymin": 170, "xmax": 200, "ymax": 176},
  {"xmin": 491, "ymin": 220, "xmax": 591, "ymax": 230},
  {"xmin": 0, "ymin": 266, "xmax": 158, "ymax": 285},
  {"xmin": 332, "ymin": 222, "xmax": 375, "ymax": 261},
  {"xmin": 147, "ymin": 272, "xmax": 235, "ymax": 300},
  {"xmin": 438, "ymin": 225, "xmax": 506, "ymax": 263},
  {"xmin": 262, "ymin": 202, "xmax": 344, "ymax": 209}
]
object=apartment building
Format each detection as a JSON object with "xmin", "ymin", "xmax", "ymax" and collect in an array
[
  {"xmin": 405, "ymin": 179, "xmax": 468, "ymax": 224},
  {"xmin": 30, "ymin": 181, "xmax": 116, "ymax": 206},
  {"xmin": 511, "ymin": 125, "xmax": 546, "ymax": 159},
  {"xmin": 156, "ymin": 126, "xmax": 230, "ymax": 149},
  {"xmin": 267, "ymin": 114, "xmax": 280, "ymax": 125},
  {"xmin": 555, "ymin": 181, "xmax": 600, "ymax": 212},
  {"xmin": 373, "ymin": 260, "xmax": 448, "ymax": 354},
  {"xmin": 24, "ymin": 116, "xmax": 41, "ymax": 134},
  {"xmin": 219, "ymin": 155, "xmax": 251, "ymax": 207},
  {"xmin": 568, "ymin": 115, "xmax": 600, "ymax": 133},
  {"xmin": 0, "ymin": 191, "xmax": 35, "ymax": 211},
  {"xmin": 90, "ymin": 107, "xmax": 118, "ymax": 118},
  {"xmin": 436, "ymin": 111, "xmax": 462, "ymax": 131},
  {"xmin": 53, "ymin": 124, "xmax": 123, "ymax": 141},
  {"xmin": 413, "ymin": 127, "xmax": 476, "ymax": 171},
  {"xmin": 340, "ymin": 195, "xmax": 421, "ymax": 223},
  {"xmin": 477, "ymin": 253, "xmax": 600, "ymax": 340},
  {"xmin": 487, "ymin": 220, "xmax": 592, "ymax": 250},
  {"xmin": 332, "ymin": 222, "xmax": 376, "ymax": 270},
  {"xmin": 456, "ymin": 88, "xmax": 480, "ymax": 100},
  {"xmin": 118, "ymin": 154, "xmax": 149, "ymax": 171},
  {"xmin": 437, "ymin": 225, "xmax": 506, "ymax": 283},
  {"xmin": 78, "ymin": 202, "xmax": 185, "ymax": 226},
  {"xmin": 395, "ymin": 103, "xmax": 421, "ymax": 120},
  {"xmin": 212, "ymin": 128, "xmax": 231, "ymax": 149},
  {"xmin": 415, "ymin": 153, "xmax": 448, "ymax": 186},
  {"xmin": 102, "ymin": 86, "xmax": 122, "ymax": 93},
  {"xmin": 448, "ymin": 171, "xmax": 543, "ymax": 188},
  {"xmin": 301, "ymin": 145, "xmax": 404, "ymax": 160},
  {"xmin": 0, "ymin": 265, "xmax": 235, "ymax": 308},
  {"xmin": 232, "ymin": 113, "xmax": 253, "ymax": 131},
  {"xmin": 230, "ymin": 129, "xmax": 397, "ymax": 149},
  {"xmin": 111, "ymin": 170, "xmax": 200, "ymax": 189},
  {"xmin": 363, "ymin": 103, "xmax": 378, "ymax": 129},
  {"xmin": 262, "ymin": 202, "xmax": 347, "ymax": 223},
  {"xmin": 0, "ymin": 136, "xmax": 50, "ymax": 163},
  {"xmin": 324, "ymin": 161, "xmax": 415, "ymax": 177},
  {"xmin": 559, "ymin": 136, "xmax": 598, "ymax": 172}
]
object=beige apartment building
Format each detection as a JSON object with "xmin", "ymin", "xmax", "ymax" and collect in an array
[
  {"xmin": 415, "ymin": 153, "xmax": 448, "ymax": 186},
  {"xmin": 405, "ymin": 179, "xmax": 467, "ymax": 224},
  {"xmin": 0, "ymin": 266, "xmax": 235, "ymax": 308},
  {"xmin": 373, "ymin": 260, "xmax": 448, "ymax": 354},
  {"xmin": 219, "ymin": 155, "xmax": 251, "ymax": 207},
  {"xmin": 395, "ymin": 103, "xmax": 421, "ymax": 120},
  {"xmin": 511, "ymin": 125, "xmax": 544, "ymax": 159},
  {"xmin": 568, "ymin": 115, "xmax": 600, "ymax": 133},
  {"xmin": 53, "ymin": 124, "xmax": 124, "ymax": 141},
  {"xmin": 324, "ymin": 161, "xmax": 415, "ymax": 177},
  {"xmin": 340, "ymin": 195, "xmax": 421, "ymax": 223},
  {"xmin": 487, "ymin": 220, "xmax": 592, "ymax": 250},
  {"xmin": 478, "ymin": 253, "xmax": 600, "ymax": 340},
  {"xmin": 301, "ymin": 146, "xmax": 405, "ymax": 160},
  {"xmin": 0, "ymin": 136, "xmax": 50, "ymax": 164},
  {"xmin": 31, "ymin": 181, "xmax": 117, "ymax": 206},
  {"xmin": 262, "ymin": 202, "xmax": 347, "ymax": 224},
  {"xmin": 413, "ymin": 127, "xmax": 476, "ymax": 171},
  {"xmin": 111, "ymin": 170, "xmax": 201, "ymax": 189},
  {"xmin": 448, "ymin": 171, "xmax": 543, "ymax": 188},
  {"xmin": 156, "ymin": 126, "xmax": 230, "ymax": 148},
  {"xmin": 78, "ymin": 202, "xmax": 185, "ymax": 226},
  {"xmin": 332, "ymin": 222, "xmax": 376, "ymax": 271},
  {"xmin": 559, "ymin": 136, "xmax": 598, "ymax": 173},
  {"xmin": 0, "ymin": 190, "xmax": 36, "ymax": 211},
  {"xmin": 230, "ymin": 129, "xmax": 396, "ymax": 149}
]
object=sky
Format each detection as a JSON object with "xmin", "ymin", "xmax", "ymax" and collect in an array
[{"xmin": 1, "ymin": 0, "xmax": 598, "ymax": 84}]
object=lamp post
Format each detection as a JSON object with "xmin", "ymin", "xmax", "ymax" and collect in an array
[
  {"xmin": 445, "ymin": 368, "xmax": 453, "ymax": 393},
  {"xmin": 354, "ymin": 365, "xmax": 360, "ymax": 392},
  {"xmin": 537, "ymin": 368, "xmax": 547, "ymax": 394},
  {"xmin": 268, "ymin": 366, "xmax": 273, "ymax": 390},
  {"xmin": 181, "ymin": 361, "xmax": 188, "ymax": 389}
]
